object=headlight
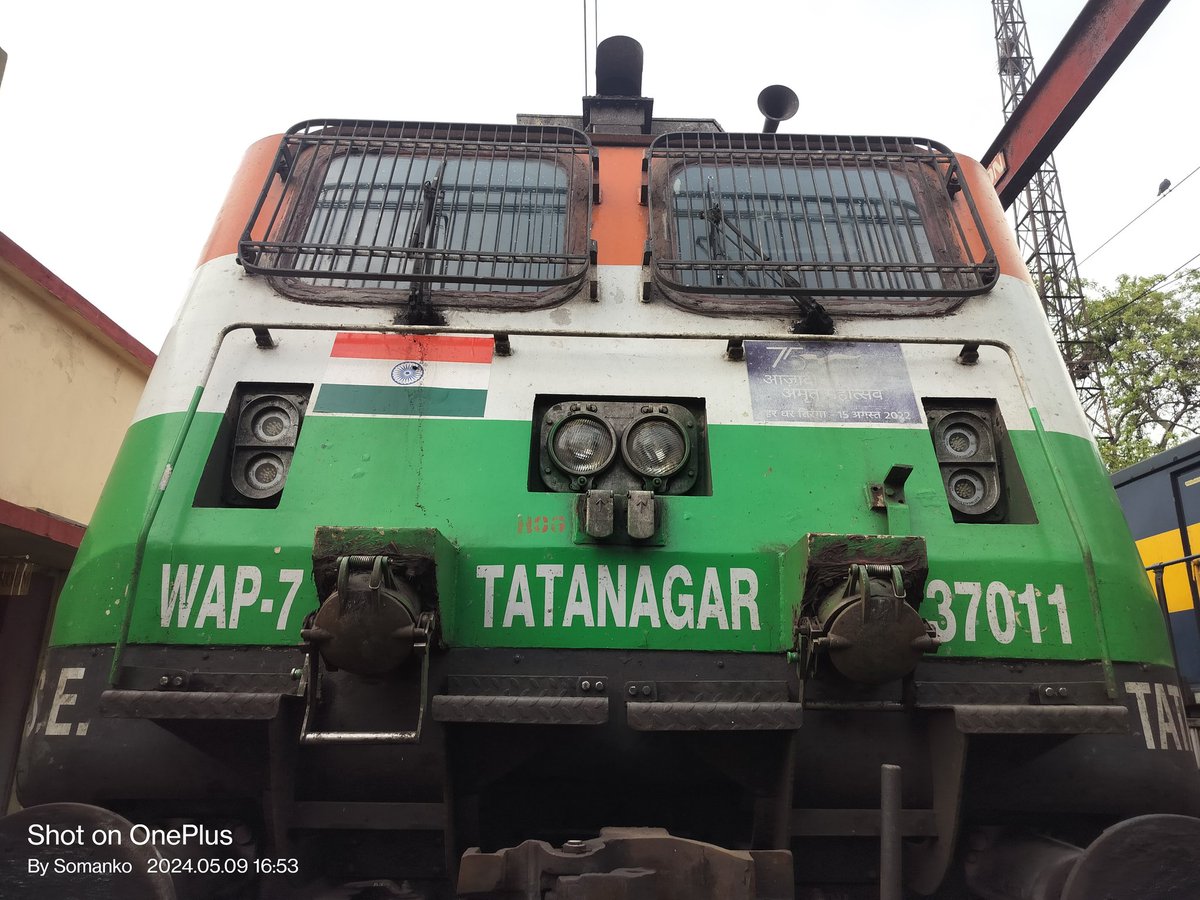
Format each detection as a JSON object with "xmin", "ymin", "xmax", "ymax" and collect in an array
[
  {"xmin": 535, "ymin": 398, "xmax": 706, "ymax": 498},
  {"xmin": 623, "ymin": 415, "xmax": 688, "ymax": 478},
  {"xmin": 549, "ymin": 414, "xmax": 617, "ymax": 476}
]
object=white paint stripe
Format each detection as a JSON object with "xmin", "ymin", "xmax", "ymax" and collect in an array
[
  {"xmin": 322, "ymin": 357, "xmax": 491, "ymax": 391},
  {"xmin": 135, "ymin": 257, "xmax": 1089, "ymax": 445}
]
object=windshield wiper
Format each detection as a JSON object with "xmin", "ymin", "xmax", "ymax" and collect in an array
[
  {"xmin": 699, "ymin": 190, "xmax": 834, "ymax": 335},
  {"xmin": 402, "ymin": 164, "xmax": 448, "ymax": 326}
]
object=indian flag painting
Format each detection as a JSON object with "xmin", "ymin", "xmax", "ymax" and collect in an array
[{"xmin": 313, "ymin": 333, "xmax": 494, "ymax": 418}]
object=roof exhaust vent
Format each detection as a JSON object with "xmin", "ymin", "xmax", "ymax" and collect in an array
[
  {"xmin": 596, "ymin": 36, "xmax": 643, "ymax": 96},
  {"xmin": 585, "ymin": 36, "xmax": 653, "ymax": 134}
]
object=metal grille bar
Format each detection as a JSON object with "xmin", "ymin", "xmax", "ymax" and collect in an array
[
  {"xmin": 240, "ymin": 121, "xmax": 594, "ymax": 301},
  {"xmin": 646, "ymin": 133, "xmax": 996, "ymax": 304}
]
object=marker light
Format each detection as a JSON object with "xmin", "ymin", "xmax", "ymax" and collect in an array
[
  {"xmin": 246, "ymin": 453, "xmax": 286, "ymax": 493},
  {"xmin": 249, "ymin": 401, "xmax": 294, "ymax": 442},
  {"xmin": 623, "ymin": 416, "xmax": 688, "ymax": 478},
  {"xmin": 948, "ymin": 469, "xmax": 985, "ymax": 507},
  {"xmin": 942, "ymin": 421, "xmax": 979, "ymax": 458},
  {"xmin": 933, "ymin": 411, "xmax": 993, "ymax": 461},
  {"xmin": 550, "ymin": 415, "xmax": 617, "ymax": 476}
]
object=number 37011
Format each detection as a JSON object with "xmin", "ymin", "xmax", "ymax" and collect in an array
[{"xmin": 925, "ymin": 580, "xmax": 1071, "ymax": 645}]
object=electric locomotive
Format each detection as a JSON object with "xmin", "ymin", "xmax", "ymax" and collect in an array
[{"xmin": 8, "ymin": 35, "xmax": 1200, "ymax": 900}]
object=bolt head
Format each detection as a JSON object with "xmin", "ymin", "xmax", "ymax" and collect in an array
[
  {"xmin": 158, "ymin": 675, "xmax": 170, "ymax": 686},
  {"xmin": 581, "ymin": 680, "xmax": 592, "ymax": 691},
  {"xmin": 628, "ymin": 685, "xmax": 638, "ymax": 697},
  {"xmin": 641, "ymin": 685, "xmax": 652, "ymax": 697},
  {"xmin": 594, "ymin": 681, "xmax": 605, "ymax": 692},
  {"xmin": 1044, "ymin": 687, "xmax": 1055, "ymax": 697},
  {"xmin": 1058, "ymin": 687, "xmax": 1069, "ymax": 697}
]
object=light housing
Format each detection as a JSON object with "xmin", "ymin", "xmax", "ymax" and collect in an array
[
  {"xmin": 535, "ymin": 398, "xmax": 705, "ymax": 496},
  {"xmin": 923, "ymin": 400, "xmax": 1035, "ymax": 524},
  {"xmin": 194, "ymin": 383, "xmax": 312, "ymax": 508}
]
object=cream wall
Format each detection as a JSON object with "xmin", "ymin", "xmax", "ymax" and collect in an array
[{"xmin": 0, "ymin": 265, "xmax": 149, "ymax": 526}]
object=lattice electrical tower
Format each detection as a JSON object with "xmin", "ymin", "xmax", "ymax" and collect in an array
[{"xmin": 991, "ymin": 0, "xmax": 1114, "ymax": 441}]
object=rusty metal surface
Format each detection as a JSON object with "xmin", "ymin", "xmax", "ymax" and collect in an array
[
  {"xmin": 626, "ymin": 700, "xmax": 802, "ymax": 731},
  {"xmin": 457, "ymin": 827, "xmax": 793, "ymax": 899},
  {"xmin": 99, "ymin": 688, "xmax": 283, "ymax": 720},
  {"xmin": 645, "ymin": 133, "xmax": 997, "ymax": 315},
  {"xmin": 432, "ymin": 694, "xmax": 609, "ymax": 725},
  {"xmin": 913, "ymin": 677, "xmax": 1111, "ymax": 707},
  {"xmin": 952, "ymin": 703, "xmax": 1129, "ymax": 734},
  {"xmin": 983, "ymin": 0, "xmax": 1171, "ymax": 208},
  {"xmin": 799, "ymin": 534, "xmax": 928, "ymax": 610}
]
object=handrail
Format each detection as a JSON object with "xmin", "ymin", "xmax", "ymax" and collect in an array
[{"xmin": 1145, "ymin": 552, "xmax": 1200, "ymax": 691}]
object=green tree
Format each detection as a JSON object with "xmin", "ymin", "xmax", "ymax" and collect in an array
[{"xmin": 1086, "ymin": 271, "xmax": 1200, "ymax": 471}]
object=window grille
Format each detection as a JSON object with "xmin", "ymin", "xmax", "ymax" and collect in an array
[
  {"xmin": 645, "ymin": 133, "xmax": 997, "ymax": 311},
  {"xmin": 240, "ymin": 121, "xmax": 595, "ymax": 305}
]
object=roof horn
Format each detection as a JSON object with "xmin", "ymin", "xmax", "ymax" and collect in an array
[{"xmin": 758, "ymin": 84, "xmax": 798, "ymax": 133}]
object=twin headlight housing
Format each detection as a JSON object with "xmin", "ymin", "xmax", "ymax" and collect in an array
[{"xmin": 538, "ymin": 400, "xmax": 702, "ymax": 495}]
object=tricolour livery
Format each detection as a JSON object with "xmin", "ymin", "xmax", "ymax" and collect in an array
[{"xmin": 10, "ymin": 36, "xmax": 1200, "ymax": 900}]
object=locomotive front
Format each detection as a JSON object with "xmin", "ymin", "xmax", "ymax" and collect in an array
[{"xmin": 10, "ymin": 36, "xmax": 1200, "ymax": 900}]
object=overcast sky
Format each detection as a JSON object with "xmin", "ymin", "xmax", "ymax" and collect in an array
[{"xmin": 2, "ymin": 1, "xmax": 1197, "ymax": 352}]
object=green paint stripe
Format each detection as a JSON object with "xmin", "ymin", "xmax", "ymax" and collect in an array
[{"xmin": 314, "ymin": 384, "xmax": 487, "ymax": 417}]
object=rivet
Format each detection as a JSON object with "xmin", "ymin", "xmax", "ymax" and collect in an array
[
  {"xmin": 587, "ymin": 404, "xmax": 597, "ymax": 412},
  {"xmin": 158, "ymin": 675, "xmax": 170, "ymax": 686},
  {"xmin": 581, "ymin": 680, "xmax": 592, "ymax": 691},
  {"xmin": 1058, "ymin": 687, "xmax": 1069, "ymax": 697},
  {"xmin": 628, "ymin": 685, "xmax": 638, "ymax": 697},
  {"xmin": 570, "ymin": 404, "xmax": 580, "ymax": 412},
  {"xmin": 641, "ymin": 406, "xmax": 652, "ymax": 413},
  {"xmin": 1043, "ymin": 687, "xmax": 1055, "ymax": 697},
  {"xmin": 563, "ymin": 839, "xmax": 588, "ymax": 855},
  {"xmin": 172, "ymin": 676, "xmax": 184, "ymax": 687},
  {"xmin": 595, "ymin": 681, "xmax": 605, "ymax": 692},
  {"xmin": 641, "ymin": 685, "xmax": 652, "ymax": 697},
  {"xmin": 513, "ymin": 654, "xmax": 523, "ymax": 664}
]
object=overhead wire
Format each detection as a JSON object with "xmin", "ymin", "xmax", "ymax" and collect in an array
[
  {"xmin": 1079, "ymin": 161, "xmax": 1200, "ymax": 267},
  {"xmin": 1088, "ymin": 248, "xmax": 1200, "ymax": 327},
  {"xmin": 581, "ymin": 0, "xmax": 600, "ymax": 96}
]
